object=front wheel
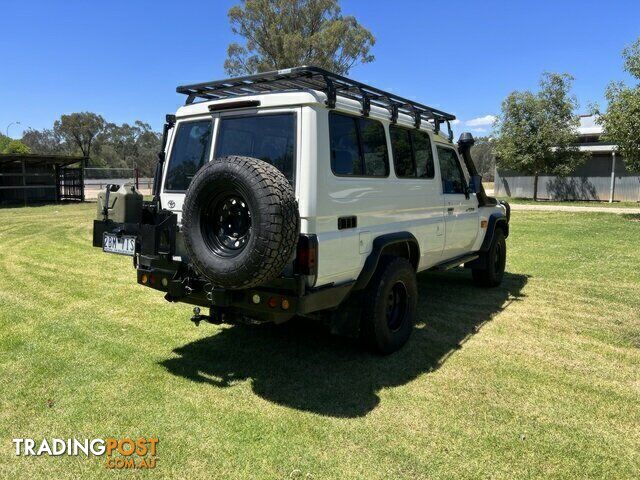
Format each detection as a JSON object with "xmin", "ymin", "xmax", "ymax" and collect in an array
[
  {"xmin": 361, "ymin": 257, "xmax": 418, "ymax": 355},
  {"xmin": 472, "ymin": 229, "xmax": 506, "ymax": 287}
]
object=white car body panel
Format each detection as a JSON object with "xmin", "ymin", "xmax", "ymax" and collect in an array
[{"xmin": 160, "ymin": 92, "xmax": 504, "ymax": 288}]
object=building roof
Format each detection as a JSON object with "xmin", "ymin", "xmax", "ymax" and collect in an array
[{"xmin": 0, "ymin": 153, "xmax": 87, "ymax": 167}]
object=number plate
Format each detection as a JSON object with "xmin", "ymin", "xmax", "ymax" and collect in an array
[{"xmin": 103, "ymin": 233, "xmax": 136, "ymax": 256}]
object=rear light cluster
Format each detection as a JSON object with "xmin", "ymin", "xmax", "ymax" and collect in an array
[
  {"xmin": 251, "ymin": 293, "xmax": 291, "ymax": 310},
  {"xmin": 295, "ymin": 234, "xmax": 318, "ymax": 276},
  {"xmin": 139, "ymin": 272, "xmax": 169, "ymax": 288}
]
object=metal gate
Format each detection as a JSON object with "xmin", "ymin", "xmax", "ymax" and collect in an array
[{"xmin": 57, "ymin": 166, "xmax": 85, "ymax": 202}]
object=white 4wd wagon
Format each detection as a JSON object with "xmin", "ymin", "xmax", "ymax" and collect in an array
[{"xmin": 93, "ymin": 67, "xmax": 510, "ymax": 354}]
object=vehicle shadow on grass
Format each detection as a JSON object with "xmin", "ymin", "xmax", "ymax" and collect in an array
[{"xmin": 160, "ymin": 270, "xmax": 528, "ymax": 418}]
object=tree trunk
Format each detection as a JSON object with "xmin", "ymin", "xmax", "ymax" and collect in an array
[{"xmin": 533, "ymin": 173, "xmax": 539, "ymax": 201}]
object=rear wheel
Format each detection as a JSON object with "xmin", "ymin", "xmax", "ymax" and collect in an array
[
  {"xmin": 361, "ymin": 257, "xmax": 418, "ymax": 355},
  {"xmin": 472, "ymin": 228, "xmax": 506, "ymax": 287}
]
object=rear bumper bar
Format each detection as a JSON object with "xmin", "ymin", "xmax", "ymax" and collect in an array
[
  {"xmin": 136, "ymin": 259, "xmax": 354, "ymax": 322},
  {"xmin": 94, "ymin": 206, "xmax": 353, "ymax": 322}
]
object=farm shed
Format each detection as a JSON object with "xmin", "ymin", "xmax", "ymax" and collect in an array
[
  {"xmin": 0, "ymin": 153, "xmax": 86, "ymax": 206},
  {"xmin": 495, "ymin": 115, "xmax": 640, "ymax": 202}
]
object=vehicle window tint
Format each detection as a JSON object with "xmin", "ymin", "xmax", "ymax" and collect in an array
[
  {"xmin": 329, "ymin": 113, "xmax": 361, "ymax": 175},
  {"xmin": 437, "ymin": 146, "xmax": 466, "ymax": 194},
  {"xmin": 329, "ymin": 112, "xmax": 388, "ymax": 177},
  {"xmin": 412, "ymin": 130, "xmax": 435, "ymax": 178},
  {"xmin": 389, "ymin": 126, "xmax": 414, "ymax": 177},
  {"xmin": 359, "ymin": 118, "xmax": 389, "ymax": 176},
  {"xmin": 215, "ymin": 113, "xmax": 296, "ymax": 182},
  {"xmin": 389, "ymin": 126, "xmax": 434, "ymax": 179},
  {"xmin": 164, "ymin": 120, "xmax": 212, "ymax": 191}
]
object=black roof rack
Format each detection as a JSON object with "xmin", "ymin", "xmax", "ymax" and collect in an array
[{"xmin": 176, "ymin": 66, "xmax": 456, "ymax": 131}]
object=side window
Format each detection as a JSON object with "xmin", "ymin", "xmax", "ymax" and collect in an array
[
  {"xmin": 329, "ymin": 112, "xmax": 389, "ymax": 177},
  {"xmin": 164, "ymin": 120, "xmax": 212, "ymax": 192},
  {"xmin": 329, "ymin": 113, "xmax": 361, "ymax": 175},
  {"xmin": 412, "ymin": 130, "xmax": 435, "ymax": 178},
  {"xmin": 359, "ymin": 118, "xmax": 389, "ymax": 176},
  {"xmin": 389, "ymin": 126, "xmax": 434, "ymax": 179},
  {"xmin": 437, "ymin": 146, "xmax": 466, "ymax": 194}
]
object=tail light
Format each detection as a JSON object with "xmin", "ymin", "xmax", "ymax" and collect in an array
[{"xmin": 295, "ymin": 234, "xmax": 318, "ymax": 276}]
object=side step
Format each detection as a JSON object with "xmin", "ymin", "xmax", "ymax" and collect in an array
[{"xmin": 432, "ymin": 253, "xmax": 479, "ymax": 271}]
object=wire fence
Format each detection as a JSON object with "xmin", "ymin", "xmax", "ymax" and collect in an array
[{"xmin": 84, "ymin": 168, "xmax": 153, "ymax": 199}]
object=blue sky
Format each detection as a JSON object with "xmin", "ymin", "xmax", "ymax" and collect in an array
[{"xmin": 1, "ymin": 0, "xmax": 638, "ymax": 138}]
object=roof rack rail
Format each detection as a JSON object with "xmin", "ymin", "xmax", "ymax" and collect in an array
[{"xmin": 176, "ymin": 66, "xmax": 456, "ymax": 129}]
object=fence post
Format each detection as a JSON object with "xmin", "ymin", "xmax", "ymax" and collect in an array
[
  {"xmin": 80, "ymin": 160, "xmax": 86, "ymax": 202},
  {"xmin": 609, "ymin": 151, "xmax": 616, "ymax": 203},
  {"xmin": 22, "ymin": 159, "xmax": 27, "ymax": 206}
]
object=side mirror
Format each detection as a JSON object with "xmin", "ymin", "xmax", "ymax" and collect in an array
[{"xmin": 469, "ymin": 175, "xmax": 482, "ymax": 194}]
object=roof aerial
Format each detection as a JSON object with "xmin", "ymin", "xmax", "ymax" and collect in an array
[{"xmin": 176, "ymin": 66, "xmax": 456, "ymax": 134}]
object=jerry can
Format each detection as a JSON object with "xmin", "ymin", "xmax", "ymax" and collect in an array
[{"xmin": 96, "ymin": 184, "xmax": 143, "ymax": 224}]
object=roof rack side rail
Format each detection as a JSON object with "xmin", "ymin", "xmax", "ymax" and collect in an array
[{"xmin": 175, "ymin": 66, "xmax": 456, "ymax": 124}]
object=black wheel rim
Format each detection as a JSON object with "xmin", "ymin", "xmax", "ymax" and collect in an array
[
  {"xmin": 202, "ymin": 193, "xmax": 252, "ymax": 257},
  {"xmin": 386, "ymin": 281, "xmax": 409, "ymax": 332}
]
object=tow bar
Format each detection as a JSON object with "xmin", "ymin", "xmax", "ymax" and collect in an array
[{"xmin": 190, "ymin": 307, "xmax": 222, "ymax": 326}]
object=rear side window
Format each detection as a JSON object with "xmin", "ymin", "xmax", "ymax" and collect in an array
[
  {"xmin": 329, "ymin": 112, "xmax": 389, "ymax": 177},
  {"xmin": 389, "ymin": 125, "xmax": 435, "ymax": 179},
  {"xmin": 437, "ymin": 146, "xmax": 466, "ymax": 194},
  {"xmin": 215, "ymin": 113, "xmax": 296, "ymax": 183},
  {"xmin": 164, "ymin": 120, "xmax": 212, "ymax": 192}
]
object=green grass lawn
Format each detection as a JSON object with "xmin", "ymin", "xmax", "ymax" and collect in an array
[
  {"xmin": 1, "ymin": 204, "xmax": 638, "ymax": 479},
  {"xmin": 498, "ymin": 196, "xmax": 640, "ymax": 208}
]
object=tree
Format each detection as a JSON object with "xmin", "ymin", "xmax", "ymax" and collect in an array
[
  {"xmin": 5, "ymin": 140, "xmax": 31, "ymax": 154},
  {"xmin": 102, "ymin": 121, "xmax": 161, "ymax": 174},
  {"xmin": 53, "ymin": 112, "xmax": 106, "ymax": 158},
  {"xmin": 494, "ymin": 73, "xmax": 584, "ymax": 201},
  {"xmin": 21, "ymin": 128, "xmax": 67, "ymax": 155},
  {"xmin": 0, "ymin": 133, "xmax": 31, "ymax": 154},
  {"xmin": 0, "ymin": 134, "xmax": 10, "ymax": 153},
  {"xmin": 596, "ymin": 38, "xmax": 640, "ymax": 173},
  {"xmin": 21, "ymin": 114, "xmax": 161, "ymax": 176},
  {"xmin": 470, "ymin": 136, "xmax": 496, "ymax": 181},
  {"xmin": 224, "ymin": 0, "xmax": 375, "ymax": 76},
  {"xmin": 104, "ymin": 122, "xmax": 141, "ymax": 168}
]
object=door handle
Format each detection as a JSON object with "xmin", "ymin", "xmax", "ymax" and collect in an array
[{"xmin": 447, "ymin": 207, "xmax": 455, "ymax": 214}]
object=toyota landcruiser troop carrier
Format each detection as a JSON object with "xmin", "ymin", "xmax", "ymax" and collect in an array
[{"xmin": 93, "ymin": 66, "xmax": 510, "ymax": 354}]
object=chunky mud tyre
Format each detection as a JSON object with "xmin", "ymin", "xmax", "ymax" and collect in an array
[
  {"xmin": 182, "ymin": 155, "xmax": 299, "ymax": 289},
  {"xmin": 360, "ymin": 257, "xmax": 418, "ymax": 355},
  {"xmin": 472, "ymin": 228, "xmax": 506, "ymax": 287}
]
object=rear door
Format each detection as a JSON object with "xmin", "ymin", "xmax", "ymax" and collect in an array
[
  {"xmin": 160, "ymin": 108, "xmax": 300, "ymax": 223},
  {"xmin": 436, "ymin": 145, "xmax": 479, "ymax": 259},
  {"xmin": 161, "ymin": 116, "xmax": 215, "ymax": 219}
]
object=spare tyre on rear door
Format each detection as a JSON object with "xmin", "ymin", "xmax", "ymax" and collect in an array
[{"xmin": 181, "ymin": 155, "xmax": 300, "ymax": 289}]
